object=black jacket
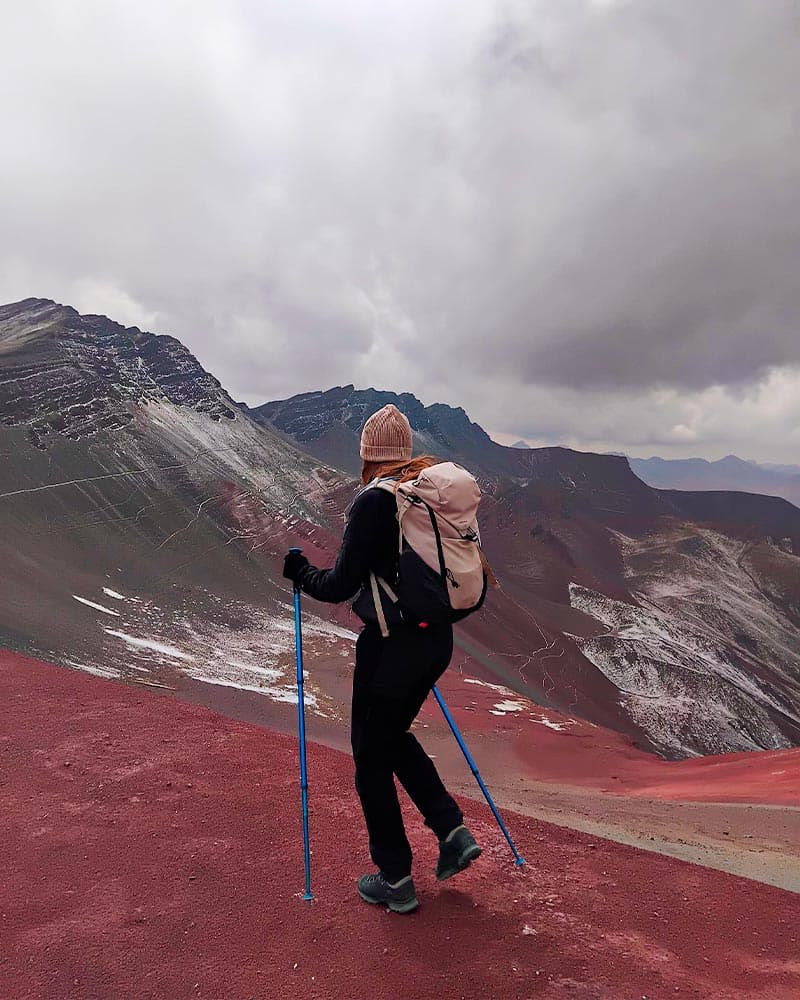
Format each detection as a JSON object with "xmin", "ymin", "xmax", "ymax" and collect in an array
[{"xmin": 298, "ymin": 486, "xmax": 400, "ymax": 622}]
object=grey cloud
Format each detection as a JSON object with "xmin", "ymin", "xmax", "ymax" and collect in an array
[
  {"xmin": 1, "ymin": 0, "xmax": 799, "ymax": 460},
  {"xmin": 452, "ymin": 368, "xmax": 800, "ymax": 465},
  {"xmin": 436, "ymin": 0, "xmax": 800, "ymax": 390}
]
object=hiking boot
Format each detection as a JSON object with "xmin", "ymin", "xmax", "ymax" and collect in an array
[
  {"xmin": 436, "ymin": 825, "xmax": 481, "ymax": 881},
  {"xmin": 357, "ymin": 873, "xmax": 419, "ymax": 914}
]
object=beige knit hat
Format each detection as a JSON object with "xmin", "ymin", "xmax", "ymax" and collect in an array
[{"xmin": 359, "ymin": 404, "xmax": 413, "ymax": 462}]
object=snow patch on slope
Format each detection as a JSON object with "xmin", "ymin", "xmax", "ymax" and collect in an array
[
  {"xmin": 463, "ymin": 677, "xmax": 516, "ymax": 697},
  {"xmin": 462, "ymin": 677, "xmax": 577, "ymax": 731},
  {"xmin": 142, "ymin": 400, "xmax": 332, "ymax": 521},
  {"xmin": 73, "ymin": 595, "xmax": 121, "ymax": 617},
  {"xmin": 181, "ymin": 663, "xmax": 312, "ymax": 706},
  {"xmin": 82, "ymin": 590, "xmax": 347, "ymax": 718},
  {"xmin": 569, "ymin": 523, "xmax": 800, "ymax": 757},
  {"xmin": 104, "ymin": 630, "xmax": 193, "ymax": 661},
  {"xmin": 492, "ymin": 699, "xmax": 526, "ymax": 715},
  {"xmin": 531, "ymin": 715, "xmax": 572, "ymax": 732},
  {"xmin": 63, "ymin": 658, "xmax": 121, "ymax": 680}
]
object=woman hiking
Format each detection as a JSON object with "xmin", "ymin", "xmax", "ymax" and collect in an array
[{"xmin": 282, "ymin": 403, "xmax": 480, "ymax": 914}]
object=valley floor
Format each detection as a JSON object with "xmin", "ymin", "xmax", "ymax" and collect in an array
[{"xmin": 2, "ymin": 650, "xmax": 799, "ymax": 1000}]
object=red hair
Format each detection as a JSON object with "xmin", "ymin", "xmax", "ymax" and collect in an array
[{"xmin": 360, "ymin": 455, "xmax": 437, "ymax": 488}]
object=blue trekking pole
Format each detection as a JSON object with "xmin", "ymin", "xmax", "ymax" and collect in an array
[
  {"xmin": 432, "ymin": 685, "xmax": 525, "ymax": 867},
  {"xmin": 289, "ymin": 548, "xmax": 314, "ymax": 902}
]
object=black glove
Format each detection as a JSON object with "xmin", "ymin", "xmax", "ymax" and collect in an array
[{"xmin": 283, "ymin": 549, "xmax": 310, "ymax": 586}]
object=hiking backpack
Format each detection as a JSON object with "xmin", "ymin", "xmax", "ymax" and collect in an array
[{"xmin": 367, "ymin": 461, "xmax": 493, "ymax": 636}]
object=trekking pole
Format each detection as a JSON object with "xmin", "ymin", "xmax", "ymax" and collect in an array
[
  {"xmin": 432, "ymin": 685, "xmax": 525, "ymax": 867},
  {"xmin": 290, "ymin": 548, "xmax": 314, "ymax": 901}
]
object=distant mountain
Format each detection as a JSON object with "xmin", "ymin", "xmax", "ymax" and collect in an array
[
  {"xmin": 246, "ymin": 385, "xmax": 498, "ymax": 476},
  {"xmin": 510, "ymin": 439, "xmax": 530, "ymax": 449},
  {"xmin": 630, "ymin": 455, "xmax": 800, "ymax": 509},
  {"xmin": 762, "ymin": 462, "xmax": 800, "ymax": 476},
  {"xmin": 247, "ymin": 386, "xmax": 659, "ymax": 485}
]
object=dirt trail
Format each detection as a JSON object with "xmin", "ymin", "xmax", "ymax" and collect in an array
[
  {"xmin": 3, "ymin": 650, "xmax": 800, "ymax": 1000},
  {"xmin": 463, "ymin": 780, "xmax": 800, "ymax": 894}
]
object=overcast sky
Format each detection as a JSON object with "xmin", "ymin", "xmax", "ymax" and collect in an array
[{"xmin": 2, "ymin": 0, "xmax": 799, "ymax": 461}]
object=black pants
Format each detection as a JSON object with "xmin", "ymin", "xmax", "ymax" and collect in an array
[{"xmin": 351, "ymin": 622, "xmax": 463, "ymax": 882}]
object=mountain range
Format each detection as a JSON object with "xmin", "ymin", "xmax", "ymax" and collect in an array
[
  {"xmin": 2, "ymin": 300, "xmax": 799, "ymax": 761},
  {"xmin": 629, "ymin": 454, "xmax": 800, "ymax": 508},
  {"xmin": 248, "ymin": 386, "xmax": 800, "ymax": 756}
]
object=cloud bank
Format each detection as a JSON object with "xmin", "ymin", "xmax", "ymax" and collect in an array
[{"xmin": 1, "ymin": 0, "xmax": 799, "ymax": 460}]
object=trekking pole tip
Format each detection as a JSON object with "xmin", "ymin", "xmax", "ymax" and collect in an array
[
  {"xmin": 514, "ymin": 856, "xmax": 526, "ymax": 867},
  {"xmin": 303, "ymin": 891, "xmax": 314, "ymax": 902}
]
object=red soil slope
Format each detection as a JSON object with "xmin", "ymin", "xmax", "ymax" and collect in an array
[
  {"xmin": 620, "ymin": 747, "xmax": 800, "ymax": 804},
  {"xmin": 425, "ymin": 674, "xmax": 800, "ymax": 806},
  {"xmin": 2, "ymin": 651, "xmax": 799, "ymax": 1000}
]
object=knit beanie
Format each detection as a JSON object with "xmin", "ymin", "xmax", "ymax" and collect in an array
[{"xmin": 359, "ymin": 404, "xmax": 413, "ymax": 462}]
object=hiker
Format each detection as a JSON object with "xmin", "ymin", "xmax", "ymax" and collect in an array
[{"xmin": 282, "ymin": 404, "xmax": 481, "ymax": 913}]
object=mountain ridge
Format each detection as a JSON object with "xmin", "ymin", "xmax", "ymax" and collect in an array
[
  {"xmin": 630, "ymin": 453, "xmax": 800, "ymax": 508},
  {"xmin": 0, "ymin": 297, "xmax": 238, "ymax": 447},
  {"xmin": 249, "ymin": 384, "xmax": 800, "ymax": 538}
]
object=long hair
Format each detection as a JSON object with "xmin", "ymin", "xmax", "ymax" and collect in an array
[{"xmin": 360, "ymin": 455, "xmax": 437, "ymax": 488}]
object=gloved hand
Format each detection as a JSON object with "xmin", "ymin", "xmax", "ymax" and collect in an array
[{"xmin": 283, "ymin": 549, "xmax": 310, "ymax": 586}]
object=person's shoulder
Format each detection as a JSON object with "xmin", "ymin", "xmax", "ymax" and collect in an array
[{"xmin": 349, "ymin": 483, "xmax": 397, "ymax": 517}]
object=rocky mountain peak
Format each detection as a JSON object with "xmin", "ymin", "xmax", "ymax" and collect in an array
[
  {"xmin": 0, "ymin": 298, "xmax": 237, "ymax": 448},
  {"xmin": 247, "ymin": 384, "xmax": 499, "ymax": 474}
]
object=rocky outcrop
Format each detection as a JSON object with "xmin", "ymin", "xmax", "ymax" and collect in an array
[
  {"xmin": 0, "ymin": 298, "xmax": 236, "ymax": 447},
  {"xmin": 246, "ymin": 385, "xmax": 496, "ymax": 474}
]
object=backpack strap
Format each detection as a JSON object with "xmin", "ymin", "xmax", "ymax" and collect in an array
[
  {"xmin": 422, "ymin": 500, "xmax": 447, "ymax": 578},
  {"xmin": 397, "ymin": 492, "xmax": 447, "ymax": 578},
  {"xmin": 477, "ymin": 544, "xmax": 499, "ymax": 588},
  {"xmin": 395, "ymin": 494, "xmax": 413, "ymax": 554},
  {"xmin": 369, "ymin": 572, "xmax": 402, "ymax": 638},
  {"xmin": 370, "ymin": 572, "xmax": 390, "ymax": 638},
  {"xmin": 353, "ymin": 477, "xmax": 406, "ymax": 638},
  {"xmin": 376, "ymin": 575, "xmax": 400, "ymax": 603}
]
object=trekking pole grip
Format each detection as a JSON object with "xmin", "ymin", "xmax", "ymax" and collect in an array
[{"xmin": 289, "ymin": 546, "xmax": 303, "ymax": 594}]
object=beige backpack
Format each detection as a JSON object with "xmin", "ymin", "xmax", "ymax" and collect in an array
[{"xmin": 368, "ymin": 461, "xmax": 493, "ymax": 636}]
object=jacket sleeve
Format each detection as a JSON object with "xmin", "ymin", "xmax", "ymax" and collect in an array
[{"xmin": 297, "ymin": 489, "xmax": 391, "ymax": 604}]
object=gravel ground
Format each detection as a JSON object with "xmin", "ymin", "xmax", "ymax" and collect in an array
[{"xmin": 3, "ymin": 650, "xmax": 800, "ymax": 1000}]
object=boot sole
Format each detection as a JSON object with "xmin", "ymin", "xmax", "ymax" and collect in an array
[
  {"xmin": 357, "ymin": 888, "xmax": 419, "ymax": 914},
  {"xmin": 436, "ymin": 842, "xmax": 482, "ymax": 881}
]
